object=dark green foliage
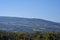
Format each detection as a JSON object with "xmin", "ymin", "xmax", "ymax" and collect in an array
[{"xmin": 0, "ymin": 31, "xmax": 60, "ymax": 40}]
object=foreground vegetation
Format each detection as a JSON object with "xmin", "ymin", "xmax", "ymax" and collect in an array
[{"xmin": 0, "ymin": 31, "xmax": 60, "ymax": 40}]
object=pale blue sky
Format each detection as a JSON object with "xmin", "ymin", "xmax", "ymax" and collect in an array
[{"xmin": 0, "ymin": 0, "xmax": 60, "ymax": 22}]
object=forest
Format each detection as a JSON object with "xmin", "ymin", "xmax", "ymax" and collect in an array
[{"xmin": 0, "ymin": 30, "xmax": 60, "ymax": 40}]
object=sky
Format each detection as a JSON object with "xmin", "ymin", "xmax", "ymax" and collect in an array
[{"xmin": 0, "ymin": 0, "xmax": 60, "ymax": 22}]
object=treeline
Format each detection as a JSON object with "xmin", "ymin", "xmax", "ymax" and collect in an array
[{"xmin": 0, "ymin": 31, "xmax": 60, "ymax": 40}]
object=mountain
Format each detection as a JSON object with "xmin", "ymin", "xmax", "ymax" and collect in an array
[{"xmin": 0, "ymin": 16, "xmax": 60, "ymax": 33}]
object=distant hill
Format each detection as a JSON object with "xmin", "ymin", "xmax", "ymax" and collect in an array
[{"xmin": 0, "ymin": 16, "xmax": 60, "ymax": 33}]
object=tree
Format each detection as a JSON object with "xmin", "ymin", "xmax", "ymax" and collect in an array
[
  {"xmin": 45, "ymin": 32, "xmax": 56, "ymax": 40},
  {"xmin": 16, "ymin": 32, "xmax": 27, "ymax": 40}
]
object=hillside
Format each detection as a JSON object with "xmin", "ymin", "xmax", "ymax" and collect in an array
[{"xmin": 0, "ymin": 16, "xmax": 60, "ymax": 33}]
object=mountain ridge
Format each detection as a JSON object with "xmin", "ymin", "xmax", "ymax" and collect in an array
[
  {"xmin": 0, "ymin": 16, "xmax": 60, "ymax": 33},
  {"xmin": 0, "ymin": 16, "xmax": 59, "ymax": 24}
]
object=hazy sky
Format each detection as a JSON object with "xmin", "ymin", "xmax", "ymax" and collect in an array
[{"xmin": 0, "ymin": 0, "xmax": 60, "ymax": 22}]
